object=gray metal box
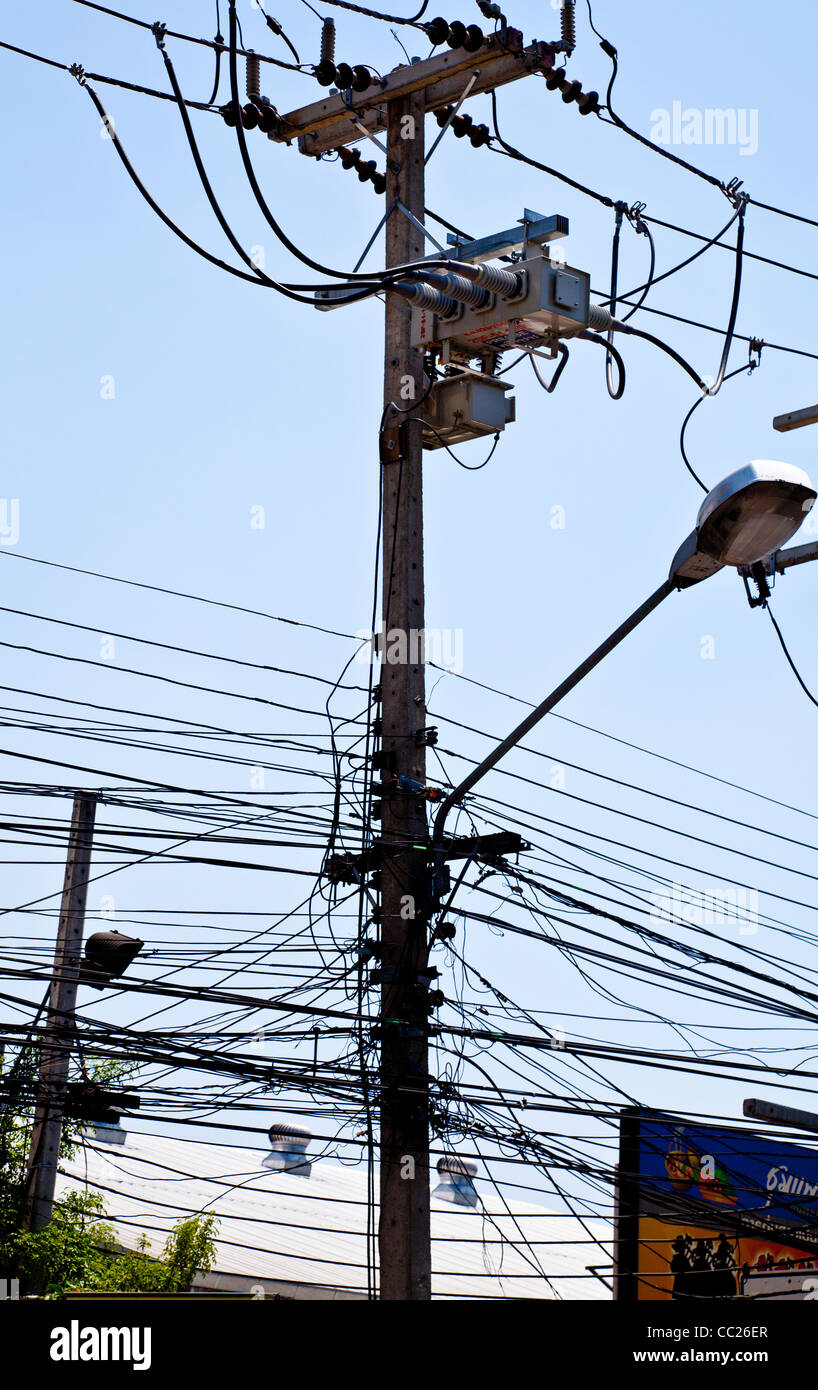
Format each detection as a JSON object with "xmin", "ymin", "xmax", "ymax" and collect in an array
[
  {"xmin": 411, "ymin": 256, "xmax": 591, "ymax": 356},
  {"xmin": 421, "ymin": 372, "xmax": 515, "ymax": 450}
]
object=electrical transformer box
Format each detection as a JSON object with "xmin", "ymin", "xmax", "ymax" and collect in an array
[
  {"xmin": 411, "ymin": 256, "xmax": 592, "ymax": 356},
  {"xmin": 421, "ymin": 371, "xmax": 515, "ymax": 450}
]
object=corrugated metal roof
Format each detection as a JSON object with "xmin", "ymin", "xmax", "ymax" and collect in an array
[{"xmin": 57, "ymin": 1128, "xmax": 611, "ymax": 1300}]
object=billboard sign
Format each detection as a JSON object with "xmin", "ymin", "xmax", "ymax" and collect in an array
[{"xmin": 616, "ymin": 1108, "xmax": 818, "ymax": 1300}]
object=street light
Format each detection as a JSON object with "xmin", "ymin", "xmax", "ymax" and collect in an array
[
  {"xmin": 694, "ymin": 459, "xmax": 816, "ymax": 567},
  {"xmin": 744, "ymin": 1097, "xmax": 818, "ymax": 1136},
  {"xmin": 430, "ymin": 460, "xmax": 816, "ymax": 870}
]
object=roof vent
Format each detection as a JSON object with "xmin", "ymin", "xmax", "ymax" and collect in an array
[
  {"xmin": 433, "ymin": 1155, "xmax": 479, "ymax": 1207},
  {"xmin": 87, "ymin": 1119, "xmax": 127, "ymax": 1146},
  {"xmin": 262, "ymin": 1123, "xmax": 312, "ymax": 1176}
]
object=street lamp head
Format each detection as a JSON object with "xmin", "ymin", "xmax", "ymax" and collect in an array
[
  {"xmin": 670, "ymin": 459, "xmax": 816, "ymax": 587},
  {"xmin": 696, "ymin": 459, "xmax": 816, "ymax": 568}
]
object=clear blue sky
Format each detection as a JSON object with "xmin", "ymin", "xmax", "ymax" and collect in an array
[{"xmin": 3, "ymin": 0, "xmax": 818, "ymax": 1239}]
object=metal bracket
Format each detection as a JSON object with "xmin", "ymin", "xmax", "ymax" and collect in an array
[
  {"xmin": 424, "ymin": 70, "xmax": 481, "ymax": 164},
  {"xmin": 352, "ymin": 199, "xmax": 397, "ymax": 274},
  {"xmin": 440, "ymin": 211, "xmax": 569, "ymax": 266},
  {"xmin": 350, "ymin": 115, "xmax": 388, "ymax": 157},
  {"xmin": 741, "ymin": 561, "xmax": 772, "ymax": 608},
  {"xmin": 379, "ymin": 419, "xmax": 410, "ymax": 464},
  {"xmin": 396, "ymin": 201, "xmax": 447, "ymax": 253}
]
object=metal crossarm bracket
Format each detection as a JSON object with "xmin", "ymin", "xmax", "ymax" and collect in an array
[
  {"xmin": 439, "ymin": 210, "xmax": 569, "ymax": 265},
  {"xmin": 439, "ymin": 830, "xmax": 526, "ymax": 862},
  {"xmin": 268, "ymin": 33, "xmax": 555, "ymax": 155}
]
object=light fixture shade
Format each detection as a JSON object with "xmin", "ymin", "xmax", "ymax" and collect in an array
[
  {"xmin": 78, "ymin": 930, "xmax": 144, "ymax": 988},
  {"xmin": 696, "ymin": 460, "xmax": 816, "ymax": 568}
]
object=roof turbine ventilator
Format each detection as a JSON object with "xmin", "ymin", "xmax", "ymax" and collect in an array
[
  {"xmin": 433, "ymin": 1155, "xmax": 479, "ymax": 1207},
  {"xmin": 262, "ymin": 1123, "xmax": 313, "ymax": 1176}
]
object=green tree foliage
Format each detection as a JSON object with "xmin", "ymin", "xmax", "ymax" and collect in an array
[
  {"xmin": 162, "ymin": 1213, "xmax": 219, "ymax": 1290},
  {"xmin": 1, "ymin": 1045, "xmax": 219, "ymax": 1295},
  {"xmin": 81, "ymin": 1218, "xmax": 220, "ymax": 1294},
  {"xmin": 13, "ymin": 1193, "xmax": 118, "ymax": 1296}
]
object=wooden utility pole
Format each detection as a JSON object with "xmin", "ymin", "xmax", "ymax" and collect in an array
[
  {"xmin": 268, "ymin": 24, "xmax": 558, "ymax": 1301},
  {"xmin": 377, "ymin": 91, "xmax": 432, "ymax": 1301},
  {"xmin": 24, "ymin": 791, "xmax": 97, "ymax": 1231}
]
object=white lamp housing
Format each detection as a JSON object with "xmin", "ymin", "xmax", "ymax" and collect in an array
[{"xmin": 696, "ymin": 460, "xmax": 816, "ymax": 568}]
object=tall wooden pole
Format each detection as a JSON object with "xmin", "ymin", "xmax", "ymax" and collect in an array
[
  {"xmin": 259, "ymin": 25, "xmax": 559, "ymax": 1303},
  {"xmin": 24, "ymin": 791, "xmax": 97, "ymax": 1231},
  {"xmin": 378, "ymin": 92, "xmax": 432, "ymax": 1301}
]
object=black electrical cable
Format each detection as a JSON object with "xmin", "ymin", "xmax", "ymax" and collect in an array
[
  {"xmin": 0, "ymin": 633, "xmax": 360, "ymax": 721},
  {"xmin": 0, "ymin": 37, "xmax": 70, "ymax": 72},
  {"xmin": 597, "ymin": 209, "xmax": 739, "ymax": 315},
  {"xmin": 489, "ymin": 90, "xmax": 614, "ymax": 209},
  {"xmin": 76, "ymin": 64, "xmax": 411, "ymax": 306},
  {"xmin": 495, "ymin": 350, "xmax": 531, "ymax": 379},
  {"xmin": 422, "ymin": 425, "xmax": 501, "ymax": 470},
  {"xmin": 153, "ymin": 30, "xmax": 384, "ymax": 305},
  {"xmin": 610, "ymin": 201, "xmax": 744, "ymax": 397},
  {"xmin": 766, "ymin": 604, "xmax": 818, "ymax": 711},
  {"xmin": 0, "ymin": 549, "xmax": 357, "ymax": 641},
  {"xmin": 8, "ymin": 33, "xmax": 818, "ymax": 347},
  {"xmin": 747, "ymin": 195, "xmax": 818, "ymax": 233},
  {"xmin": 254, "ymin": 0, "xmax": 302, "ymax": 64},
  {"xmin": 613, "ymin": 298, "xmax": 814, "ymax": 364},
  {"xmin": 68, "ymin": 0, "xmax": 304, "ymax": 71},
  {"xmin": 206, "ymin": 0, "xmax": 224, "ymax": 106},
  {"xmin": 529, "ymin": 342, "xmax": 570, "ymax": 394},
  {"xmin": 604, "ymin": 203, "xmax": 625, "ymax": 396},
  {"xmin": 680, "ymin": 356, "xmax": 760, "ymax": 493},
  {"xmin": 706, "ymin": 198, "xmax": 746, "ymax": 397},
  {"xmin": 577, "ymin": 331, "xmax": 625, "ymax": 398},
  {"xmin": 618, "ymin": 215, "xmax": 655, "ymax": 324},
  {"xmin": 224, "ymin": 5, "xmax": 448, "ymax": 284},
  {"xmin": 485, "ymin": 107, "xmax": 818, "ymax": 304},
  {"xmin": 435, "ymin": 734, "xmax": 818, "ymax": 903},
  {"xmin": 427, "ymin": 702, "xmax": 818, "ymax": 867},
  {"xmin": 613, "ymin": 321, "xmax": 707, "ymax": 393},
  {"xmin": 11, "ymin": 31, "xmax": 818, "ymax": 259},
  {"xmin": 640, "ymin": 209, "xmax": 817, "ymax": 286},
  {"xmin": 78, "ymin": 79, "xmax": 284, "ymax": 289},
  {"xmin": 0, "ymin": 603, "xmax": 367, "ymax": 691},
  {"xmin": 584, "ymin": 0, "xmax": 607, "ymax": 47},
  {"xmin": 320, "ymin": 0, "xmax": 429, "ymax": 25},
  {"xmin": 597, "ymin": 33, "xmax": 728, "ymax": 196}
]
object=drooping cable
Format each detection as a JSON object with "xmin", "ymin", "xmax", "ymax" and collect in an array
[
  {"xmin": 224, "ymin": 4, "xmax": 447, "ymax": 284},
  {"xmin": 206, "ymin": 0, "xmax": 224, "ymax": 105},
  {"xmin": 577, "ymin": 331, "xmax": 625, "ymax": 398},
  {"xmin": 766, "ymin": 605, "xmax": 818, "ymax": 711},
  {"xmin": 529, "ymin": 342, "xmax": 570, "ymax": 394},
  {"xmin": 153, "ymin": 28, "xmax": 383, "ymax": 303},
  {"xmin": 679, "ymin": 352, "xmax": 761, "ymax": 493}
]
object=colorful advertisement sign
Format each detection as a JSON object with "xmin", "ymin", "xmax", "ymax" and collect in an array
[{"xmin": 616, "ymin": 1108, "xmax": 818, "ymax": 1300}]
